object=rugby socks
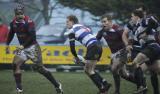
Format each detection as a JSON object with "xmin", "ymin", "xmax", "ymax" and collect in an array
[
  {"xmin": 42, "ymin": 71, "xmax": 59, "ymax": 88},
  {"xmin": 89, "ymin": 72, "xmax": 107, "ymax": 89},
  {"xmin": 113, "ymin": 73, "xmax": 120, "ymax": 93},
  {"xmin": 134, "ymin": 67, "xmax": 144, "ymax": 88},
  {"xmin": 151, "ymin": 72, "xmax": 159, "ymax": 94},
  {"xmin": 14, "ymin": 73, "xmax": 22, "ymax": 90},
  {"xmin": 120, "ymin": 71, "xmax": 136, "ymax": 84}
]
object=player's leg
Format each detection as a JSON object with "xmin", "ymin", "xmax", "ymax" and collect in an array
[
  {"xmin": 111, "ymin": 57, "xmax": 122, "ymax": 94},
  {"xmin": 112, "ymin": 73, "xmax": 120, "ymax": 94},
  {"xmin": 119, "ymin": 48, "xmax": 141, "ymax": 84},
  {"xmin": 149, "ymin": 60, "xmax": 160, "ymax": 74},
  {"xmin": 32, "ymin": 64, "xmax": 63, "ymax": 93},
  {"xmin": 150, "ymin": 71, "xmax": 159, "ymax": 94},
  {"xmin": 132, "ymin": 53, "xmax": 148, "ymax": 94},
  {"xmin": 84, "ymin": 60, "xmax": 111, "ymax": 94},
  {"xmin": 141, "ymin": 43, "xmax": 160, "ymax": 94},
  {"xmin": 148, "ymin": 60, "xmax": 160, "ymax": 94},
  {"xmin": 111, "ymin": 49, "xmax": 137, "ymax": 94},
  {"xmin": 27, "ymin": 44, "xmax": 63, "ymax": 94},
  {"xmin": 12, "ymin": 51, "xmax": 27, "ymax": 93},
  {"xmin": 84, "ymin": 43, "xmax": 111, "ymax": 94},
  {"xmin": 117, "ymin": 47, "xmax": 147, "ymax": 94}
]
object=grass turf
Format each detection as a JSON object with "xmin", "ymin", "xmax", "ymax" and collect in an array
[{"xmin": 0, "ymin": 70, "xmax": 159, "ymax": 94}]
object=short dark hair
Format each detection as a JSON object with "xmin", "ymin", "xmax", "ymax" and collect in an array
[
  {"xmin": 101, "ymin": 14, "xmax": 113, "ymax": 21},
  {"xmin": 137, "ymin": 4, "xmax": 147, "ymax": 11},
  {"xmin": 132, "ymin": 10, "xmax": 144, "ymax": 18},
  {"xmin": 14, "ymin": 3, "xmax": 24, "ymax": 13},
  {"xmin": 67, "ymin": 15, "xmax": 79, "ymax": 24}
]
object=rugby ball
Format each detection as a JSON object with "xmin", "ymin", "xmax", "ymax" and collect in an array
[{"xmin": 73, "ymin": 55, "xmax": 86, "ymax": 65}]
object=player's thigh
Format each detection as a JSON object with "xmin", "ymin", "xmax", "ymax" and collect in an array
[
  {"xmin": 26, "ymin": 44, "xmax": 43, "ymax": 65},
  {"xmin": 149, "ymin": 60, "xmax": 160, "ymax": 74},
  {"xmin": 111, "ymin": 57, "xmax": 123, "ymax": 72},
  {"xmin": 12, "ymin": 55, "xmax": 26, "ymax": 66},
  {"xmin": 133, "ymin": 53, "xmax": 149, "ymax": 65},
  {"xmin": 140, "ymin": 63, "xmax": 148, "ymax": 72},
  {"xmin": 13, "ymin": 49, "xmax": 27, "ymax": 66},
  {"xmin": 85, "ymin": 43, "xmax": 102, "ymax": 61}
]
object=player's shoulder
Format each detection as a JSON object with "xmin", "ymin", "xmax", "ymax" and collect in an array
[
  {"xmin": 112, "ymin": 24, "xmax": 123, "ymax": 32},
  {"xmin": 10, "ymin": 17, "xmax": 16, "ymax": 24},
  {"xmin": 64, "ymin": 29, "xmax": 74, "ymax": 36},
  {"xmin": 24, "ymin": 16, "xmax": 34, "ymax": 23},
  {"xmin": 125, "ymin": 22, "xmax": 134, "ymax": 31},
  {"xmin": 10, "ymin": 19, "xmax": 16, "ymax": 27},
  {"xmin": 72, "ymin": 24, "xmax": 83, "ymax": 29}
]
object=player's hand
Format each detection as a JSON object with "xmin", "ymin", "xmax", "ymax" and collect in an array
[
  {"xmin": 5, "ymin": 45, "xmax": 10, "ymax": 54},
  {"xmin": 16, "ymin": 45, "xmax": 24, "ymax": 50},
  {"xmin": 73, "ymin": 55, "xmax": 85, "ymax": 65},
  {"xmin": 74, "ymin": 57, "xmax": 81, "ymax": 64},
  {"xmin": 127, "ymin": 53, "xmax": 131, "ymax": 62},
  {"xmin": 126, "ymin": 45, "xmax": 133, "ymax": 53}
]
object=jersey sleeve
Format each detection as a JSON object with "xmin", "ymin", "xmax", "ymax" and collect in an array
[
  {"xmin": 96, "ymin": 29, "xmax": 103, "ymax": 40},
  {"xmin": 6, "ymin": 22, "xmax": 15, "ymax": 45},
  {"xmin": 143, "ymin": 18, "xmax": 159, "ymax": 34},
  {"xmin": 68, "ymin": 33, "xmax": 77, "ymax": 57}
]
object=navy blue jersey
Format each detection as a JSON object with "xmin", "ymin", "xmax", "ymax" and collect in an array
[
  {"xmin": 132, "ymin": 15, "xmax": 160, "ymax": 48},
  {"xmin": 125, "ymin": 21, "xmax": 140, "ymax": 46}
]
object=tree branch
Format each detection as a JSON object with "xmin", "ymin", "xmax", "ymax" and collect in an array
[
  {"xmin": 49, "ymin": 2, "xmax": 59, "ymax": 19},
  {"xmin": 23, "ymin": 3, "xmax": 42, "ymax": 12}
]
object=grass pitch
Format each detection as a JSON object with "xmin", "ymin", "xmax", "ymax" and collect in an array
[{"xmin": 0, "ymin": 70, "xmax": 159, "ymax": 94}]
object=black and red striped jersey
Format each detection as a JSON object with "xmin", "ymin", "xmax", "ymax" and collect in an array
[{"xmin": 6, "ymin": 16, "xmax": 37, "ymax": 48}]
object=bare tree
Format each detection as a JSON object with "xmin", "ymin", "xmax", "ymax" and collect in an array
[
  {"xmin": 14, "ymin": 0, "xmax": 60, "ymax": 25},
  {"xmin": 41, "ymin": 0, "xmax": 59, "ymax": 24}
]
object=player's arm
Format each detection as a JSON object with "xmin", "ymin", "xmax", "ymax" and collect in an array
[
  {"xmin": 5, "ymin": 23, "xmax": 15, "ymax": 53},
  {"xmin": 122, "ymin": 27, "xmax": 133, "ymax": 54},
  {"xmin": 68, "ymin": 33, "xmax": 77, "ymax": 58},
  {"xmin": 144, "ymin": 18, "xmax": 159, "ymax": 33},
  {"xmin": 23, "ymin": 20, "xmax": 36, "ymax": 47},
  {"xmin": 122, "ymin": 28, "xmax": 129, "ymax": 46},
  {"xmin": 6, "ymin": 23, "xmax": 15, "ymax": 46},
  {"xmin": 96, "ymin": 29, "xmax": 103, "ymax": 41}
]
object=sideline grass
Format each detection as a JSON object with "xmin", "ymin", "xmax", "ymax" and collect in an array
[{"xmin": 0, "ymin": 70, "xmax": 159, "ymax": 94}]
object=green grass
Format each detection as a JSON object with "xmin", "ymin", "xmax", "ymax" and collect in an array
[{"xmin": 0, "ymin": 70, "xmax": 159, "ymax": 94}]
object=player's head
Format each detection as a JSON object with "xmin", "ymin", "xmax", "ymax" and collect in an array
[
  {"xmin": 66, "ymin": 15, "xmax": 79, "ymax": 29},
  {"xmin": 100, "ymin": 14, "xmax": 113, "ymax": 31},
  {"xmin": 136, "ymin": 4, "xmax": 148, "ymax": 17},
  {"xmin": 131, "ymin": 10, "xmax": 144, "ymax": 23},
  {"xmin": 14, "ymin": 4, "xmax": 25, "ymax": 21}
]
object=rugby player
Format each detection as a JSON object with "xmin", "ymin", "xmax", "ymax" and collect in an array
[
  {"xmin": 5, "ymin": 4, "xmax": 63, "ymax": 94},
  {"xmin": 66, "ymin": 15, "xmax": 111, "ymax": 94}
]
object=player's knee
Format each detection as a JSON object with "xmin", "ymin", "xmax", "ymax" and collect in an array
[
  {"xmin": 111, "ymin": 63, "xmax": 119, "ymax": 74},
  {"xmin": 12, "ymin": 62, "xmax": 21, "ymax": 71},
  {"xmin": 111, "ymin": 65, "xmax": 117, "ymax": 73},
  {"xmin": 84, "ymin": 68, "xmax": 94, "ymax": 75}
]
